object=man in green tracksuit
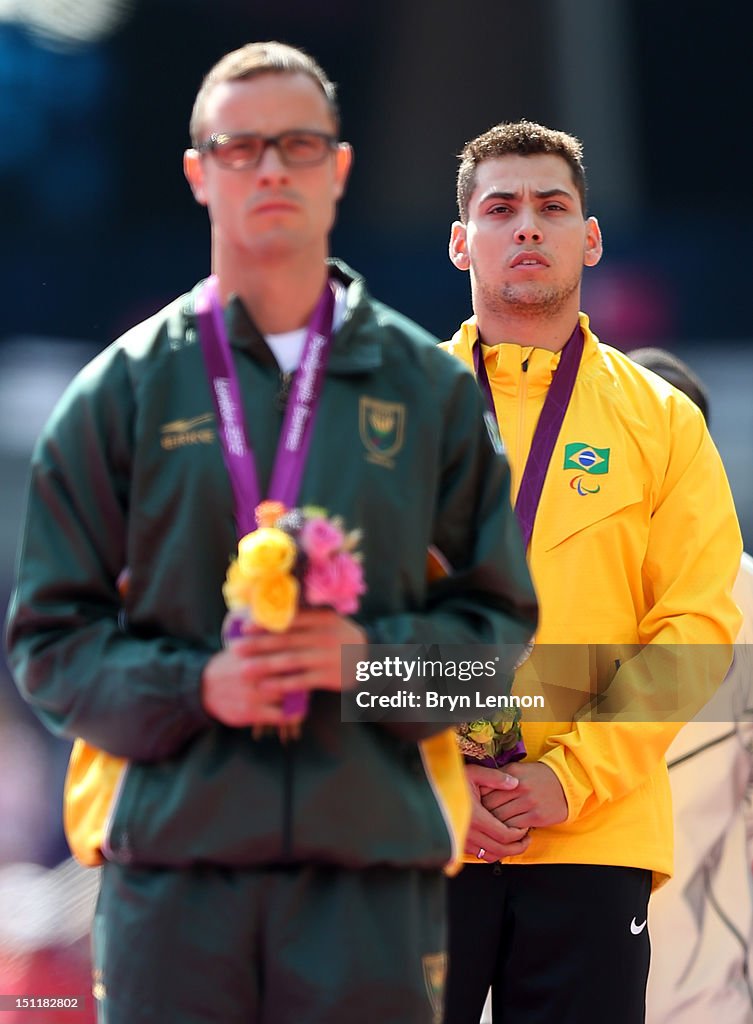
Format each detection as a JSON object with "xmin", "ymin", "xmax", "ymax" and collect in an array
[{"xmin": 4, "ymin": 42, "xmax": 536, "ymax": 1024}]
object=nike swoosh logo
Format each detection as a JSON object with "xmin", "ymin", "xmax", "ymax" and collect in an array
[{"xmin": 630, "ymin": 917, "xmax": 647, "ymax": 935}]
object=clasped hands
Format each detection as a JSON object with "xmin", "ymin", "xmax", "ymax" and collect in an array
[
  {"xmin": 464, "ymin": 762, "xmax": 568, "ymax": 863},
  {"xmin": 201, "ymin": 608, "xmax": 367, "ymax": 728}
]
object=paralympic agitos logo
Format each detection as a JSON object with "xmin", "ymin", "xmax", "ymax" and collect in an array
[{"xmin": 563, "ymin": 442, "xmax": 610, "ymax": 496}]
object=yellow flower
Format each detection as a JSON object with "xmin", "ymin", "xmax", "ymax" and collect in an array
[
  {"xmin": 250, "ymin": 572, "xmax": 300, "ymax": 633},
  {"xmin": 238, "ymin": 528, "xmax": 297, "ymax": 578},
  {"xmin": 467, "ymin": 720, "xmax": 495, "ymax": 745},
  {"xmin": 222, "ymin": 559, "xmax": 254, "ymax": 611}
]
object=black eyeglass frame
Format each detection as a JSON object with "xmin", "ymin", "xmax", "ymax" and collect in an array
[{"xmin": 196, "ymin": 130, "xmax": 340, "ymax": 169}]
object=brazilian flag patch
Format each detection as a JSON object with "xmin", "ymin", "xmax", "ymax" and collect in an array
[{"xmin": 563, "ymin": 443, "xmax": 610, "ymax": 474}]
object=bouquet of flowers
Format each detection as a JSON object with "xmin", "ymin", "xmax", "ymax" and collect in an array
[
  {"xmin": 456, "ymin": 709, "xmax": 525, "ymax": 769},
  {"xmin": 222, "ymin": 500, "xmax": 366, "ymax": 735}
]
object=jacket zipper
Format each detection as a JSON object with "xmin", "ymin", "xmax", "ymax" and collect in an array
[
  {"xmin": 277, "ymin": 371, "xmax": 293, "ymax": 412},
  {"xmin": 515, "ymin": 358, "xmax": 529, "ymax": 502}
]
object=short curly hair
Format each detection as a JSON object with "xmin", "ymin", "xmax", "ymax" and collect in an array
[{"xmin": 456, "ymin": 120, "xmax": 587, "ymax": 223}]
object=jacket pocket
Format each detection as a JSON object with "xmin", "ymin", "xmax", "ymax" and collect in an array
[{"xmin": 536, "ymin": 476, "xmax": 644, "ymax": 552}]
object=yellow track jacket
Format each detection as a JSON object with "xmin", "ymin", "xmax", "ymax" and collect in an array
[{"xmin": 443, "ymin": 313, "xmax": 742, "ymax": 886}]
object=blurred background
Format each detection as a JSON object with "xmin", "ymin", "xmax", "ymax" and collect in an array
[{"xmin": 0, "ymin": 0, "xmax": 751, "ymax": 1015}]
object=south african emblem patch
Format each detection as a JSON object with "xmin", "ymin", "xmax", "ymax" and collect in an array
[{"xmin": 359, "ymin": 397, "xmax": 406, "ymax": 468}]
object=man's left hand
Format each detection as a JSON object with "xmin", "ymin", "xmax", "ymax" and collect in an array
[{"xmin": 480, "ymin": 762, "xmax": 568, "ymax": 830}]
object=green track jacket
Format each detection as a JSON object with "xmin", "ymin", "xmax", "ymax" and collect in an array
[{"xmin": 6, "ymin": 261, "xmax": 537, "ymax": 871}]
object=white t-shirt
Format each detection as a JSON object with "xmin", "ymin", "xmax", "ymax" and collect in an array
[{"xmin": 265, "ymin": 281, "xmax": 348, "ymax": 374}]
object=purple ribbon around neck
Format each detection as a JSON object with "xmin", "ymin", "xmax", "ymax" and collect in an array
[
  {"xmin": 195, "ymin": 275, "xmax": 335, "ymax": 536},
  {"xmin": 468, "ymin": 327, "xmax": 583, "ymax": 772},
  {"xmin": 196, "ymin": 275, "xmax": 336, "ymax": 721},
  {"xmin": 473, "ymin": 323, "xmax": 584, "ymax": 549}
]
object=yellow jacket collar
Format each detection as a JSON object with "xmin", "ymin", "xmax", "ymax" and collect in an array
[{"xmin": 445, "ymin": 312, "xmax": 598, "ymax": 395}]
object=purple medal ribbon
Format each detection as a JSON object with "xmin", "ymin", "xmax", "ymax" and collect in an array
[
  {"xmin": 473, "ymin": 323, "xmax": 584, "ymax": 549},
  {"xmin": 195, "ymin": 275, "xmax": 336, "ymax": 536},
  {"xmin": 196, "ymin": 275, "xmax": 336, "ymax": 722}
]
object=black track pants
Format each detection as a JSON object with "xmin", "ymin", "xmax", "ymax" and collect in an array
[{"xmin": 444, "ymin": 863, "xmax": 651, "ymax": 1024}]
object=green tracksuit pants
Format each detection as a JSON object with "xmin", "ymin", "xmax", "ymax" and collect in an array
[{"xmin": 92, "ymin": 861, "xmax": 447, "ymax": 1024}]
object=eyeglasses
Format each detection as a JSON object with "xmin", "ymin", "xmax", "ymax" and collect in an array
[{"xmin": 197, "ymin": 131, "xmax": 339, "ymax": 170}]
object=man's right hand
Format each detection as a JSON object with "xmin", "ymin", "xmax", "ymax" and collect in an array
[
  {"xmin": 201, "ymin": 642, "xmax": 299, "ymax": 728},
  {"xmin": 463, "ymin": 764, "xmax": 532, "ymax": 862}
]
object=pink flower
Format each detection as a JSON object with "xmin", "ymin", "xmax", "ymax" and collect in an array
[
  {"xmin": 304, "ymin": 551, "xmax": 366, "ymax": 614},
  {"xmin": 299, "ymin": 517, "xmax": 345, "ymax": 563}
]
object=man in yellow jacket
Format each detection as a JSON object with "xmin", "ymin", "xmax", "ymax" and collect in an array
[{"xmin": 441, "ymin": 120, "xmax": 742, "ymax": 1024}]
